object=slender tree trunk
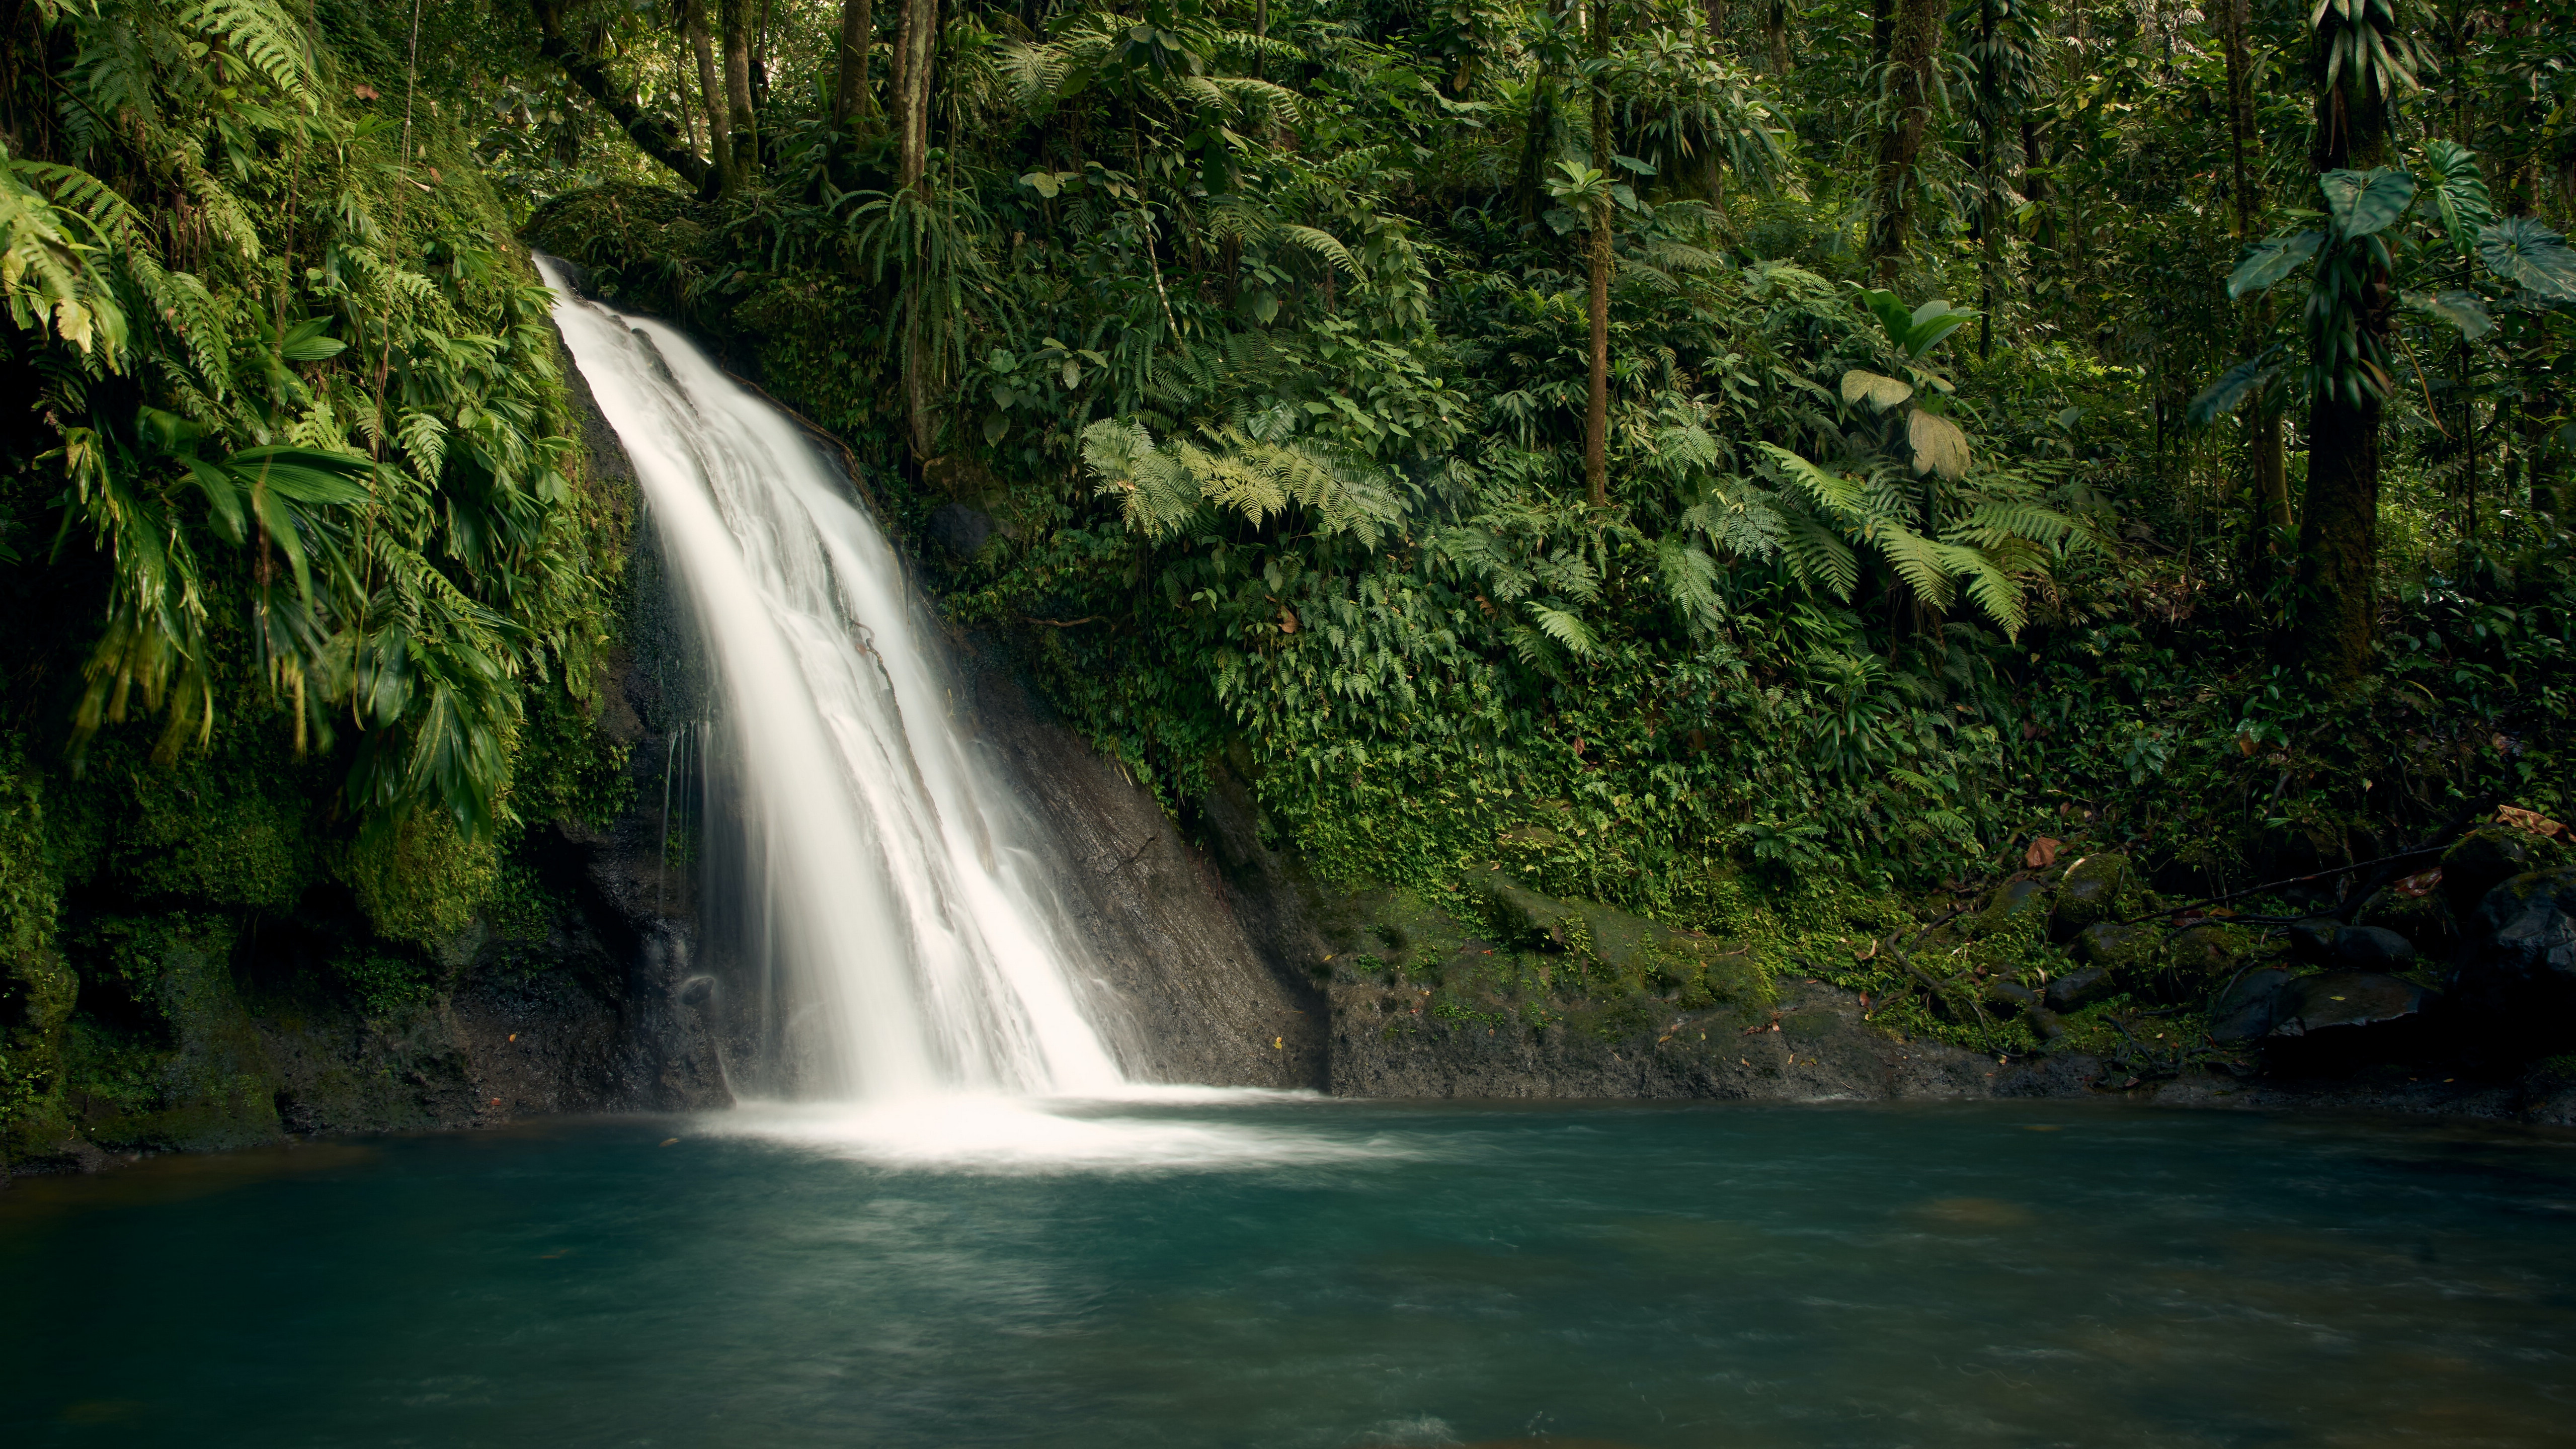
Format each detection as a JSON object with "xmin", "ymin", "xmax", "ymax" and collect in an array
[
  {"xmin": 720, "ymin": 0, "xmax": 759, "ymax": 180},
  {"xmin": 2288, "ymin": 33, "xmax": 2390, "ymax": 680},
  {"xmin": 832, "ymin": 0, "xmax": 875, "ymax": 126},
  {"xmin": 892, "ymin": 0, "xmax": 938, "ymax": 192},
  {"xmin": 1763, "ymin": 0, "xmax": 1789, "ymax": 71},
  {"xmin": 681, "ymin": 0, "xmax": 732, "ymax": 194},
  {"xmin": 1702, "ymin": 0, "xmax": 1726, "ymax": 43},
  {"xmin": 1868, "ymin": 0, "xmax": 1942, "ymax": 280},
  {"xmin": 2220, "ymin": 0, "xmax": 2287, "ymax": 587},
  {"xmin": 2221, "ymin": 0, "xmax": 2254, "ymax": 233},
  {"xmin": 1975, "ymin": 0, "xmax": 2000, "ymax": 358},
  {"xmin": 1585, "ymin": 0, "xmax": 1612, "ymax": 508}
]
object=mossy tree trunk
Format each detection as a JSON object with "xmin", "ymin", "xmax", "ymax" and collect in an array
[
  {"xmin": 1868, "ymin": 0, "xmax": 1942, "ymax": 281},
  {"xmin": 681, "ymin": 0, "xmax": 733, "ymax": 194},
  {"xmin": 720, "ymin": 0, "xmax": 761, "ymax": 181},
  {"xmin": 2288, "ymin": 21, "xmax": 2391, "ymax": 681},
  {"xmin": 832, "ymin": 0, "xmax": 875, "ymax": 128},
  {"xmin": 891, "ymin": 0, "xmax": 939, "ymax": 192}
]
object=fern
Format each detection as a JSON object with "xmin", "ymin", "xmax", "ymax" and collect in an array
[{"xmin": 176, "ymin": 0, "xmax": 319, "ymax": 110}]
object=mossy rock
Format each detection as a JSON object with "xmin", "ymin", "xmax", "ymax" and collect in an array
[
  {"xmin": 2441, "ymin": 825, "xmax": 2566, "ymax": 922},
  {"xmin": 2356, "ymin": 886, "xmax": 2458, "ymax": 957},
  {"xmin": 2168, "ymin": 921, "xmax": 2257, "ymax": 976},
  {"xmin": 2072, "ymin": 920, "xmax": 2157, "ymax": 974},
  {"xmin": 1453, "ymin": 868, "xmax": 1763, "ymax": 1010},
  {"xmin": 1464, "ymin": 866, "xmax": 1583, "ymax": 950},
  {"xmin": 1969, "ymin": 877, "xmax": 2051, "ymax": 938},
  {"xmin": 2049, "ymin": 853, "xmax": 2132, "ymax": 942}
]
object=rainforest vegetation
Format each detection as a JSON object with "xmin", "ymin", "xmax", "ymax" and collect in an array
[{"xmin": 2, "ymin": 0, "xmax": 2572, "ymax": 1150}]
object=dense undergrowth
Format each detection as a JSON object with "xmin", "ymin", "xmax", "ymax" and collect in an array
[{"xmin": 0, "ymin": 0, "xmax": 636, "ymax": 1157}]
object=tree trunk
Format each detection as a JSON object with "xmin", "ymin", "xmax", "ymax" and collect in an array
[
  {"xmin": 719, "ymin": 0, "xmax": 759, "ymax": 180},
  {"xmin": 2221, "ymin": 0, "xmax": 2255, "ymax": 237},
  {"xmin": 892, "ymin": 0, "xmax": 939, "ymax": 192},
  {"xmin": 2288, "ymin": 27, "xmax": 2391, "ymax": 680},
  {"xmin": 1702, "ymin": 0, "xmax": 1726, "ymax": 42},
  {"xmin": 1868, "ymin": 0, "xmax": 1942, "ymax": 280},
  {"xmin": 1763, "ymin": 0, "xmax": 1789, "ymax": 71},
  {"xmin": 2221, "ymin": 0, "xmax": 2288, "ymax": 590},
  {"xmin": 681, "ymin": 0, "xmax": 732, "ymax": 194},
  {"xmin": 531, "ymin": 0, "xmax": 711, "ymax": 192},
  {"xmin": 832, "ymin": 0, "xmax": 875, "ymax": 127},
  {"xmin": 1974, "ymin": 0, "xmax": 1999, "ymax": 358},
  {"xmin": 1585, "ymin": 0, "xmax": 1611, "ymax": 508}
]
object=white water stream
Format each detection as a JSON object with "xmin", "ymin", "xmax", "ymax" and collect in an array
[
  {"xmin": 541, "ymin": 262, "xmax": 1376, "ymax": 1170},
  {"xmin": 541, "ymin": 261, "xmax": 1125, "ymax": 1099}
]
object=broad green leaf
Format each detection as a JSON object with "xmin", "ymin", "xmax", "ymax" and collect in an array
[
  {"xmin": 2186, "ymin": 352, "xmax": 2282, "ymax": 424},
  {"xmin": 2418, "ymin": 139, "xmax": 2496, "ymax": 257},
  {"xmin": 2478, "ymin": 217, "xmax": 2576, "ymax": 300},
  {"xmin": 1839, "ymin": 368, "xmax": 1913, "ymax": 411},
  {"xmin": 2319, "ymin": 168, "xmax": 2416, "ymax": 238},
  {"xmin": 1907, "ymin": 408, "xmax": 1971, "ymax": 481},
  {"xmin": 277, "ymin": 317, "xmax": 344, "ymax": 361},
  {"xmin": 2227, "ymin": 230, "xmax": 2322, "ymax": 298},
  {"xmin": 2406, "ymin": 288, "xmax": 2494, "ymax": 340}
]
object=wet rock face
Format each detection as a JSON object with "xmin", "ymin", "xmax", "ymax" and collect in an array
[
  {"xmin": 925, "ymin": 503, "xmax": 996, "ymax": 558},
  {"xmin": 1328, "ymin": 976, "xmax": 2027, "ymax": 1102},
  {"xmin": 950, "ymin": 637, "xmax": 1328, "ymax": 1091}
]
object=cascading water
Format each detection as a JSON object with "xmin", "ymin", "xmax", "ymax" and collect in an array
[{"xmin": 540, "ymin": 259, "xmax": 1129, "ymax": 1107}]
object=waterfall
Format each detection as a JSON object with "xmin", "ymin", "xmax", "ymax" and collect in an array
[{"xmin": 540, "ymin": 259, "xmax": 1128, "ymax": 1105}]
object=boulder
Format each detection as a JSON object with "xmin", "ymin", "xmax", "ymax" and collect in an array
[
  {"xmin": 2286, "ymin": 917, "xmax": 2343, "ymax": 965},
  {"xmin": 2208, "ymin": 967, "xmax": 2294, "ymax": 1043},
  {"xmin": 1973, "ymin": 877, "xmax": 2051, "ymax": 937},
  {"xmin": 2356, "ymin": 883, "xmax": 2457, "ymax": 957},
  {"xmin": 2453, "ymin": 866, "xmax": 2576, "ymax": 1023},
  {"xmin": 2168, "ymin": 922, "xmax": 2254, "ymax": 981},
  {"xmin": 2440, "ymin": 826, "xmax": 2566, "ymax": 923},
  {"xmin": 1984, "ymin": 980, "xmax": 2040, "ymax": 1012},
  {"xmin": 2332, "ymin": 925, "xmax": 2418, "ymax": 972},
  {"xmin": 2072, "ymin": 921, "xmax": 2154, "ymax": 973},
  {"xmin": 2049, "ymin": 854, "xmax": 2131, "ymax": 942},
  {"xmin": 2268, "ymin": 971, "xmax": 2434, "ymax": 1037},
  {"xmin": 2044, "ymin": 964, "xmax": 2117, "ymax": 1012}
]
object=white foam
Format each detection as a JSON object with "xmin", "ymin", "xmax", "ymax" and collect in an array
[{"xmin": 705, "ymin": 1095, "xmax": 1412, "ymax": 1174}]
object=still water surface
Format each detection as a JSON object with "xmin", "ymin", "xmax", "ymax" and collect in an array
[{"xmin": 5, "ymin": 1098, "xmax": 2572, "ymax": 1447}]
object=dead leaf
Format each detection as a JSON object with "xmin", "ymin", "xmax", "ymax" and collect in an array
[
  {"xmin": 2025, "ymin": 836, "xmax": 2061, "ymax": 869},
  {"xmin": 2235, "ymin": 732, "xmax": 2257, "ymax": 756},
  {"xmin": 1839, "ymin": 368, "xmax": 1915, "ymax": 410},
  {"xmin": 1277, "ymin": 606, "xmax": 1298, "ymax": 633},
  {"xmin": 2392, "ymin": 868, "xmax": 2442, "ymax": 898},
  {"xmin": 1907, "ymin": 408, "xmax": 1972, "ymax": 481},
  {"xmin": 2498, "ymin": 804, "xmax": 2568, "ymax": 840}
]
